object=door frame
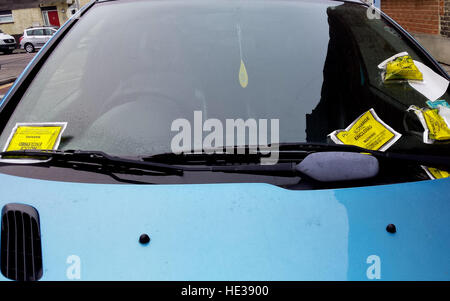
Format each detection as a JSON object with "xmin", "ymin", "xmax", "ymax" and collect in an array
[{"xmin": 41, "ymin": 6, "xmax": 60, "ymax": 27}]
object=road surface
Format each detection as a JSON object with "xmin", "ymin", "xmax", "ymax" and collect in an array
[
  {"xmin": 0, "ymin": 51, "xmax": 36, "ymax": 99},
  {"xmin": 0, "ymin": 52, "xmax": 36, "ymax": 84}
]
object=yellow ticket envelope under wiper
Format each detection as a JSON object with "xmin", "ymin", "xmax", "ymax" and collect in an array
[
  {"xmin": 407, "ymin": 106, "xmax": 450, "ymax": 144},
  {"xmin": 422, "ymin": 166, "xmax": 450, "ymax": 180},
  {"xmin": 328, "ymin": 109, "xmax": 402, "ymax": 151},
  {"xmin": 3, "ymin": 122, "xmax": 67, "ymax": 152}
]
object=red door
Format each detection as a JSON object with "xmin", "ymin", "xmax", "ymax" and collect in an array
[{"xmin": 47, "ymin": 11, "xmax": 60, "ymax": 27}]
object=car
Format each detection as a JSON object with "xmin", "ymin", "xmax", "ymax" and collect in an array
[
  {"xmin": 19, "ymin": 26, "xmax": 58, "ymax": 53},
  {"xmin": 0, "ymin": 0, "xmax": 449, "ymax": 281},
  {"xmin": 0, "ymin": 29, "xmax": 16, "ymax": 54}
]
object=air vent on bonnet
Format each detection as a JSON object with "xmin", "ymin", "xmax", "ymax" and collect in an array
[{"xmin": 1, "ymin": 203, "xmax": 43, "ymax": 281}]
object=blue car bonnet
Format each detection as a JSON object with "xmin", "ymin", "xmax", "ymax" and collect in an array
[{"xmin": 0, "ymin": 172, "xmax": 448, "ymax": 281}]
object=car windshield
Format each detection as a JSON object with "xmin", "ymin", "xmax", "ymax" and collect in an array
[{"xmin": 0, "ymin": 0, "xmax": 449, "ymax": 158}]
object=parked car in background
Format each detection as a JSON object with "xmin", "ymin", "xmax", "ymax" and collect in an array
[
  {"xmin": 0, "ymin": 29, "xmax": 16, "ymax": 54},
  {"xmin": 19, "ymin": 26, "xmax": 58, "ymax": 53}
]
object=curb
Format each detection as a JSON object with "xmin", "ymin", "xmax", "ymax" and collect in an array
[
  {"xmin": 0, "ymin": 77, "xmax": 16, "ymax": 86},
  {"xmin": 439, "ymin": 62, "xmax": 450, "ymax": 75}
]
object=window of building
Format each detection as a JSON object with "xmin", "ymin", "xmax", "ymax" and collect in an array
[{"xmin": 0, "ymin": 10, "xmax": 13, "ymax": 24}]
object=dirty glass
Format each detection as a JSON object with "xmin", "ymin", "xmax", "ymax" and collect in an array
[{"xmin": 0, "ymin": 0, "xmax": 449, "ymax": 157}]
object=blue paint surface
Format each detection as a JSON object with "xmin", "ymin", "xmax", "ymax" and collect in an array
[{"xmin": 0, "ymin": 172, "xmax": 448, "ymax": 281}]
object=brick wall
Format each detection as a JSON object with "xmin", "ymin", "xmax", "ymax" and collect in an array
[
  {"xmin": 381, "ymin": 0, "xmax": 450, "ymax": 64},
  {"xmin": 79, "ymin": 0, "xmax": 91, "ymax": 7},
  {"xmin": 382, "ymin": 0, "xmax": 441, "ymax": 35},
  {"xmin": 0, "ymin": 1, "xmax": 71, "ymax": 36},
  {"xmin": 442, "ymin": 0, "xmax": 450, "ymax": 37},
  {"xmin": 0, "ymin": 8, "xmax": 44, "ymax": 36},
  {"xmin": 382, "ymin": 0, "xmax": 450, "ymax": 37}
]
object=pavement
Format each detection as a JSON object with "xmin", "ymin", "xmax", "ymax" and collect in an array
[
  {"xmin": 441, "ymin": 63, "xmax": 450, "ymax": 76},
  {"xmin": 0, "ymin": 82, "xmax": 13, "ymax": 99},
  {"xmin": 0, "ymin": 50, "xmax": 35, "ymax": 84}
]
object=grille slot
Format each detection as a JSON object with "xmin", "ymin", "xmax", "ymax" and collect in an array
[
  {"xmin": 3, "ymin": 39, "xmax": 14, "ymax": 43},
  {"xmin": 1, "ymin": 204, "xmax": 42, "ymax": 281}
]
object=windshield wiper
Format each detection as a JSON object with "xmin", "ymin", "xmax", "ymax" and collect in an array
[
  {"xmin": 0, "ymin": 150, "xmax": 184, "ymax": 176},
  {"xmin": 278, "ymin": 143, "xmax": 450, "ymax": 170},
  {"xmin": 146, "ymin": 150, "xmax": 380, "ymax": 182},
  {"xmin": 143, "ymin": 142, "xmax": 450, "ymax": 173},
  {"xmin": 3, "ymin": 143, "xmax": 448, "ymax": 183},
  {"xmin": 143, "ymin": 143, "xmax": 362, "ymax": 164}
]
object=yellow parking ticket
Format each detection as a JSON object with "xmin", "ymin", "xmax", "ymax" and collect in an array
[
  {"xmin": 3, "ymin": 122, "xmax": 67, "ymax": 152},
  {"xmin": 422, "ymin": 166, "xmax": 450, "ymax": 180},
  {"xmin": 408, "ymin": 105, "xmax": 450, "ymax": 144},
  {"xmin": 328, "ymin": 109, "xmax": 402, "ymax": 151},
  {"xmin": 423, "ymin": 109, "xmax": 450, "ymax": 141},
  {"xmin": 384, "ymin": 55, "xmax": 423, "ymax": 82}
]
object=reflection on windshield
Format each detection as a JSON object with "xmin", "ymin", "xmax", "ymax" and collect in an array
[
  {"xmin": 307, "ymin": 3, "xmax": 449, "ymax": 155},
  {"xmin": 0, "ymin": 1, "xmax": 449, "ymax": 159}
]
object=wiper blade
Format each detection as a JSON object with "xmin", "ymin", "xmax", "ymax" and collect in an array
[
  {"xmin": 279, "ymin": 143, "xmax": 450, "ymax": 169},
  {"xmin": 142, "ymin": 143, "xmax": 377, "ymax": 167},
  {"xmin": 143, "ymin": 143, "xmax": 355, "ymax": 164},
  {"xmin": 181, "ymin": 152, "xmax": 380, "ymax": 182},
  {"xmin": 0, "ymin": 150, "xmax": 184, "ymax": 176},
  {"xmin": 143, "ymin": 142, "xmax": 450, "ymax": 171}
]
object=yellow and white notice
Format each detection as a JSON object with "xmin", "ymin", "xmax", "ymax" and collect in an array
[
  {"xmin": 407, "ymin": 105, "xmax": 450, "ymax": 144},
  {"xmin": 328, "ymin": 109, "xmax": 402, "ymax": 151},
  {"xmin": 422, "ymin": 166, "xmax": 450, "ymax": 180},
  {"xmin": 3, "ymin": 122, "xmax": 67, "ymax": 152}
]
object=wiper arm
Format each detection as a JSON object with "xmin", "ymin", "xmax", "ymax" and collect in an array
[
  {"xmin": 176, "ymin": 150, "xmax": 450, "ymax": 182},
  {"xmin": 143, "ymin": 142, "xmax": 450, "ymax": 176},
  {"xmin": 0, "ymin": 150, "xmax": 184, "ymax": 176},
  {"xmin": 375, "ymin": 151, "xmax": 450, "ymax": 169}
]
